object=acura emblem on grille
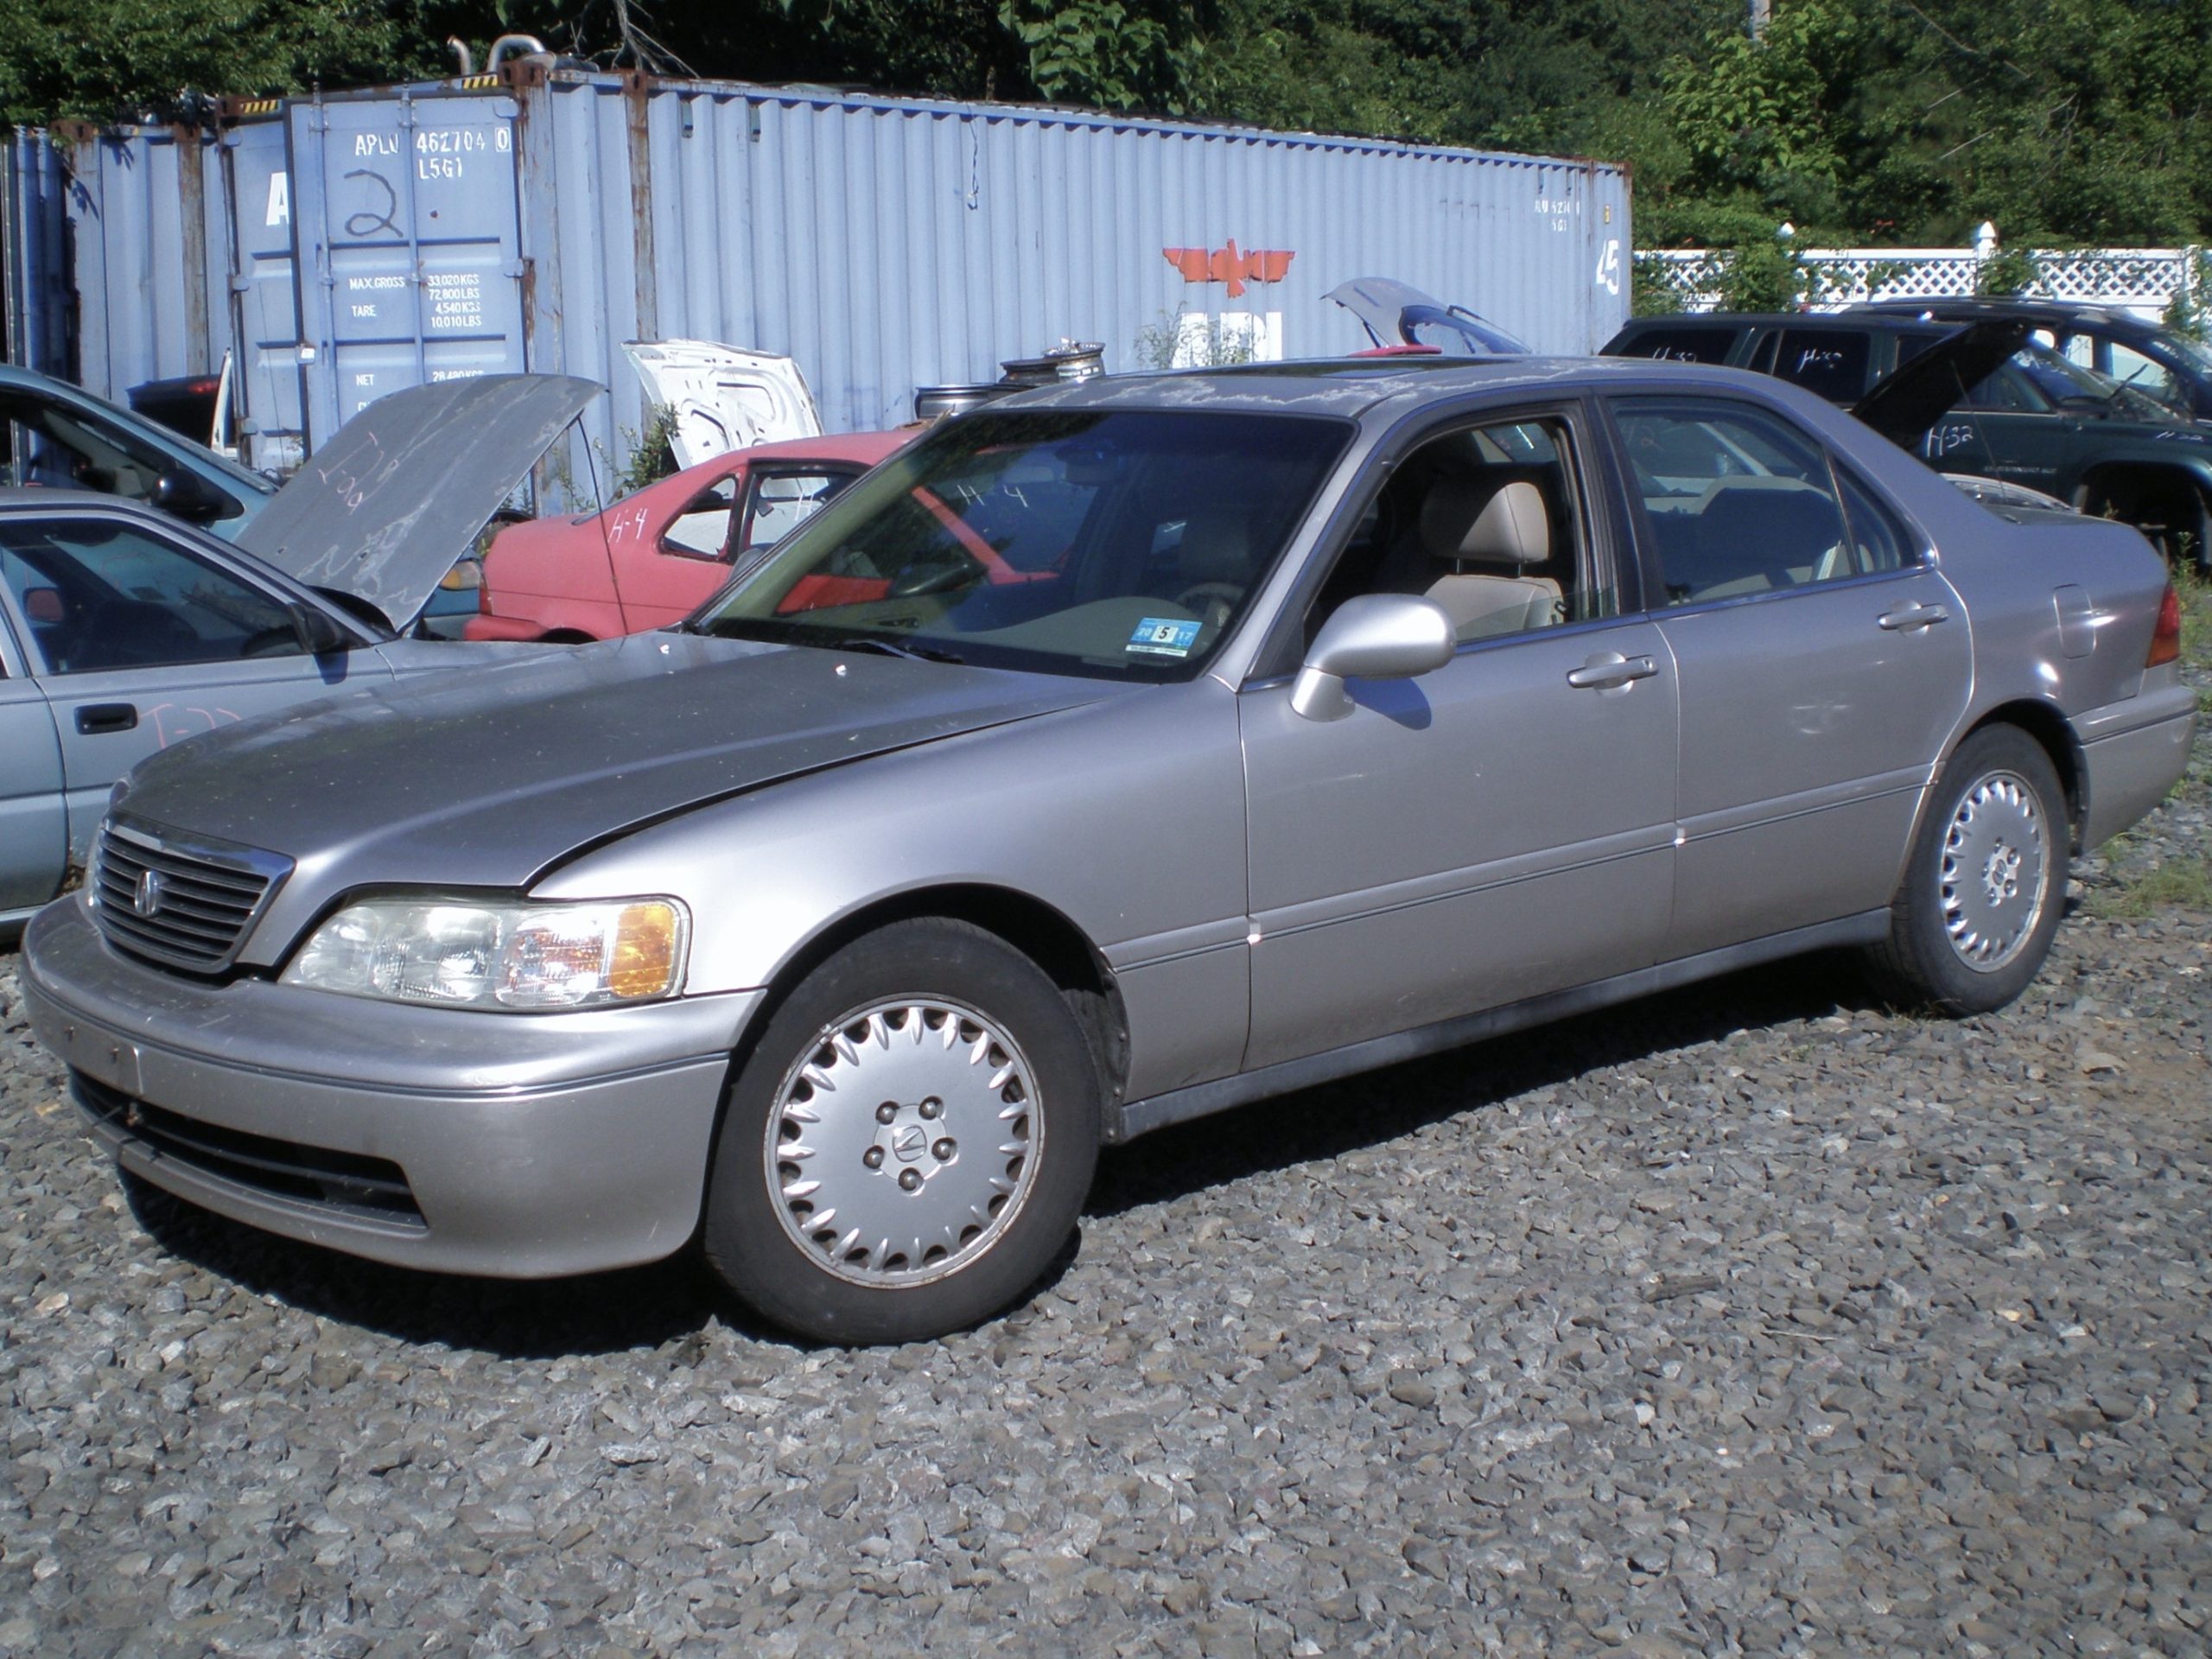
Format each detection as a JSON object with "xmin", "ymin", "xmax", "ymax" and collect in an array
[{"xmin": 134, "ymin": 868, "xmax": 165, "ymax": 918}]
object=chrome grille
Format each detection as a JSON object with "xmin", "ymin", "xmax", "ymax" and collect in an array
[{"xmin": 92, "ymin": 817, "xmax": 291, "ymax": 974}]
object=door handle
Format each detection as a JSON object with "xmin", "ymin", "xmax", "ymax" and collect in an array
[
  {"xmin": 1565, "ymin": 652, "xmax": 1658, "ymax": 690},
  {"xmin": 74, "ymin": 703, "xmax": 138, "ymax": 735},
  {"xmin": 1878, "ymin": 603, "xmax": 1950, "ymax": 632}
]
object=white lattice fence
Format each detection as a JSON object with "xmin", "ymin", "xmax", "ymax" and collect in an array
[{"xmin": 1646, "ymin": 239, "xmax": 2207, "ymax": 317}]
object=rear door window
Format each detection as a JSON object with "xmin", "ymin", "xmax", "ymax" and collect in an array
[{"xmin": 1612, "ymin": 399, "xmax": 1891, "ymax": 605}]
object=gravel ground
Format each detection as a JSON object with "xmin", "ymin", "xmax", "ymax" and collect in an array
[{"xmin": 3, "ymin": 698, "xmax": 2207, "ymax": 1657}]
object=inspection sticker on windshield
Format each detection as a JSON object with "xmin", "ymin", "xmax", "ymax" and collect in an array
[{"xmin": 1128, "ymin": 617, "xmax": 1202, "ymax": 658}]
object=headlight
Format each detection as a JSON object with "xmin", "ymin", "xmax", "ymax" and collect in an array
[{"xmin": 281, "ymin": 897, "xmax": 690, "ymax": 1010}]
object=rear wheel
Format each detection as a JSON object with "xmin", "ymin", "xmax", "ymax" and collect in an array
[
  {"xmin": 1865, "ymin": 725, "xmax": 2069, "ymax": 1014},
  {"xmin": 702, "ymin": 918, "xmax": 1100, "ymax": 1344}
]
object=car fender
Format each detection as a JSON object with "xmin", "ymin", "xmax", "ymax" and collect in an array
[{"xmin": 533, "ymin": 682, "xmax": 1255, "ymax": 1102}]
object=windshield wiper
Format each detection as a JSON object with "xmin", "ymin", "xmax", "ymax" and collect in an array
[
  {"xmin": 683, "ymin": 614, "xmax": 772, "ymax": 639},
  {"xmin": 831, "ymin": 636, "xmax": 967, "ymax": 665}
]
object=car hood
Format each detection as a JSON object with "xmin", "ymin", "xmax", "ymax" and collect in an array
[
  {"xmin": 233, "ymin": 374, "xmax": 600, "ymax": 632},
  {"xmin": 1325, "ymin": 277, "xmax": 1529, "ymax": 355},
  {"xmin": 1850, "ymin": 318, "xmax": 2031, "ymax": 447},
  {"xmin": 116, "ymin": 632, "xmax": 1119, "ymax": 896}
]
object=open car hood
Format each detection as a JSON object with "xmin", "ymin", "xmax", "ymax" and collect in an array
[
  {"xmin": 234, "ymin": 374, "xmax": 599, "ymax": 632},
  {"xmin": 1325, "ymin": 277, "xmax": 1530, "ymax": 355},
  {"xmin": 624, "ymin": 340, "xmax": 823, "ymax": 470},
  {"xmin": 1850, "ymin": 318, "xmax": 2031, "ymax": 448}
]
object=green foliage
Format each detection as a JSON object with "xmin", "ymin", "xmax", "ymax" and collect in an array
[
  {"xmin": 1715, "ymin": 235, "xmax": 1801, "ymax": 313},
  {"xmin": 2164, "ymin": 252, "xmax": 2212, "ymax": 343},
  {"xmin": 613, "ymin": 404, "xmax": 678, "ymax": 496},
  {"xmin": 0, "ymin": 0, "xmax": 439, "ymax": 126},
  {"xmin": 1630, "ymin": 254, "xmax": 1688, "ymax": 317},
  {"xmin": 1976, "ymin": 246, "xmax": 2041, "ymax": 299},
  {"xmin": 1000, "ymin": 1, "xmax": 1202, "ymax": 111}
]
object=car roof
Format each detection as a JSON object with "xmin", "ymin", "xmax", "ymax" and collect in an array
[
  {"xmin": 744, "ymin": 429, "xmax": 912, "ymax": 465},
  {"xmin": 1612, "ymin": 312, "xmax": 1947, "ymax": 334},
  {"xmin": 1000, "ymin": 354, "xmax": 1774, "ymax": 420},
  {"xmin": 1856, "ymin": 297, "xmax": 2154, "ymax": 330}
]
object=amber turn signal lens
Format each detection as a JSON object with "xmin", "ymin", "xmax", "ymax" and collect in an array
[
  {"xmin": 610, "ymin": 902, "xmax": 683, "ymax": 999},
  {"xmin": 2147, "ymin": 583, "xmax": 2182, "ymax": 669}
]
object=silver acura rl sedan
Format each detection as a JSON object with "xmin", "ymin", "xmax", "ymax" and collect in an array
[{"xmin": 21, "ymin": 357, "xmax": 2196, "ymax": 1344}]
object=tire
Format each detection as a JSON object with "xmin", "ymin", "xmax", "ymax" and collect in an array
[
  {"xmin": 1864, "ymin": 725, "xmax": 2069, "ymax": 1015},
  {"xmin": 702, "ymin": 918, "xmax": 1101, "ymax": 1344}
]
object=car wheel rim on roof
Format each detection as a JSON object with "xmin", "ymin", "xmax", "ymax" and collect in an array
[
  {"xmin": 1939, "ymin": 769, "xmax": 2050, "ymax": 972},
  {"xmin": 763, "ymin": 997, "xmax": 1040, "ymax": 1287}
]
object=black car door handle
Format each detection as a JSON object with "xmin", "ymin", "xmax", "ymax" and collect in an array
[
  {"xmin": 1565, "ymin": 653, "xmax": 1658, "ymax": 690},
  {"xmin": 1878, "ymin": 603, "xmax": 1949, "ymax": 632},
  {"xmin": 75, "ymin": 703, "xmax": 138, "ymax": 735}
]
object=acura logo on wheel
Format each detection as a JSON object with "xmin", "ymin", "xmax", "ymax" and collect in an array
[{"xmin": 134, "ymin": 869, "xmax": 165, "ymax": 918}]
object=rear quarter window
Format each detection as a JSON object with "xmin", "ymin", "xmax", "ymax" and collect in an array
[
  {"xmin": 1611, "ymin": 327, "xmax": 1740, "ymax": 365},
  {"xmin": 1772, "ymin": 329, "xmax": 1873, "ymax": 403}
]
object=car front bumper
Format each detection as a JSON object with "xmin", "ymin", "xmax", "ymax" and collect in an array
[{"xmin": 20, "ymin": 898, "xmax": 759, "ymax": 1277}]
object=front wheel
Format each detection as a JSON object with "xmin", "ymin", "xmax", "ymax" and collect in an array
[
  {"xmin": 702, "ymin": 919, "xmax": 1101, "ymax": 1344},
  {"xmin": 1864, "ymin": 725, "xmax": 2069, "ymax": 1014}
]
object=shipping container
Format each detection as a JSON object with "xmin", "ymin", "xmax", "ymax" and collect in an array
[
  {"xmin": 3, "ymin": 130, "xmax": 73, "ymax": 379},
  {"xmin": 30, "ymin": 69, "xmax": 1631, "ymax": 499}
]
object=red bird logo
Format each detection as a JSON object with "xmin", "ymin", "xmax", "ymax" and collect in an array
[{"xmin": 1161, "ymin": 239, "xmax": 1295, "ymax": 299}]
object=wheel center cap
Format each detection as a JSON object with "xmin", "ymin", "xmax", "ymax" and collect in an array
[
  {"xmin": 1983, "ymin": 842, "xmax": 2022, "ymax": 904},
  {"xmin": 890, "ymin": 1122, "xmax": 928, "ymax": 1164}
]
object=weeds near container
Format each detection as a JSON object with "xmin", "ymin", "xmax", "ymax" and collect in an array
[
  {"xmin": 613, "ymin": 404, "xmax": 680, "ymax": 495},
  {"xmin": 1132, "ymin": 308, "xmax": 1260, "ymax": 371}
]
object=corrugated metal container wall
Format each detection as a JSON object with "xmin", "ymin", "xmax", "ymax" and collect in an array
[
  {"xmin": 222, "ymin": 115, "xmax": 309, "ymax": 471},
  {"xmin": 64, "ymin": 125, "xmax": 229, "ymax": 408},
  {"xmin": 54, "ymin": 74, "xmax": 1629, "ymax": 494},
  {"xmin": 285, "ymin": 91, "xmax": 527, "ymax": 448},
  {"xmin": 3, "ymin": 130, "xmax": 73, "ymax": 378},
  {"xmin": 57, "ymin": 114, "xmax": 307, "ymax": 472},
  {"xmin": 503, "ymin": 73, "xmax": 1630, "ymax": 478}
]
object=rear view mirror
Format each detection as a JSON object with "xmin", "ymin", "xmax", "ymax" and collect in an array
[
  {"xmin": 152, "ymin": 470, "xmax": 230, "ymax": 524},
  {"xmin": 1292, "ymin": 593, "xmax": 1455, "ymax": 721}
]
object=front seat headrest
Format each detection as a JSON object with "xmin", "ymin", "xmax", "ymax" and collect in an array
[{"xmin": 1421, "ymin": 477, "xmax": 1549, "ymax": 568}]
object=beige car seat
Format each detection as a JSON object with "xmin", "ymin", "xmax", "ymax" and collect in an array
[{"xmin": 1419, "ymin": 476, "xmax": 1564, "ymax": 639}]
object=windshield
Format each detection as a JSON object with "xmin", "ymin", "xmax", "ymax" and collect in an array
[
  {"xmin": 696, "ymin": 408, "xmax": 1352, "ymax": 679},
  {"xmin": 2005, "ymin": 340, "xmax": 2177, "ymax": 421}
]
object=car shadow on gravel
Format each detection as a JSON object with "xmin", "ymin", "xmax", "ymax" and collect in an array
[
  {"xmin": 121, "ymin": 1170, "xmax": 1088, "ymax": 1362},
  {"xmin": 115, "ymin": 950, "xmax": 1876, "ymax": 1358},
  {"xmin": 121, "ymin": 1174, "xmax": 754, "ymax": 1359},
  {"xmin": 1087, "ymin": 949, "xmax": 1887, "ymax": 1216}
]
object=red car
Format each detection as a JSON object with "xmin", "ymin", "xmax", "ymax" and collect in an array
[{"xmin": 466, "ymin": 430, "xmax": 910, "ymax": 640}]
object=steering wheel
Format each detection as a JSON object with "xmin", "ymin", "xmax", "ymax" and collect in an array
[
  {"xmin": 1173, "ymin": 581, "xmax": 1245, "ymax": 632},
  {"xmin": 888, "ymin": 552, "xmax": 986, "ymax": 598}
]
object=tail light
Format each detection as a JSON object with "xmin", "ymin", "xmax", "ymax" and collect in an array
[{"xmin": 2147, "ymin": 582, "xmax": 2182, "ymax": 668}]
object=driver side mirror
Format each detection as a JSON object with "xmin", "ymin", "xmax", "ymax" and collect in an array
[
  {"xmin": 288, "ymin": 601, "xmax": 352, "ymax": 656},
  {"xmin": 152, "ymin": 470, "xmax": 231, "ymax": 524},
  {"xmin": 1291, "ymin": 593, "xmax": 1456, "ymax": 722}
]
